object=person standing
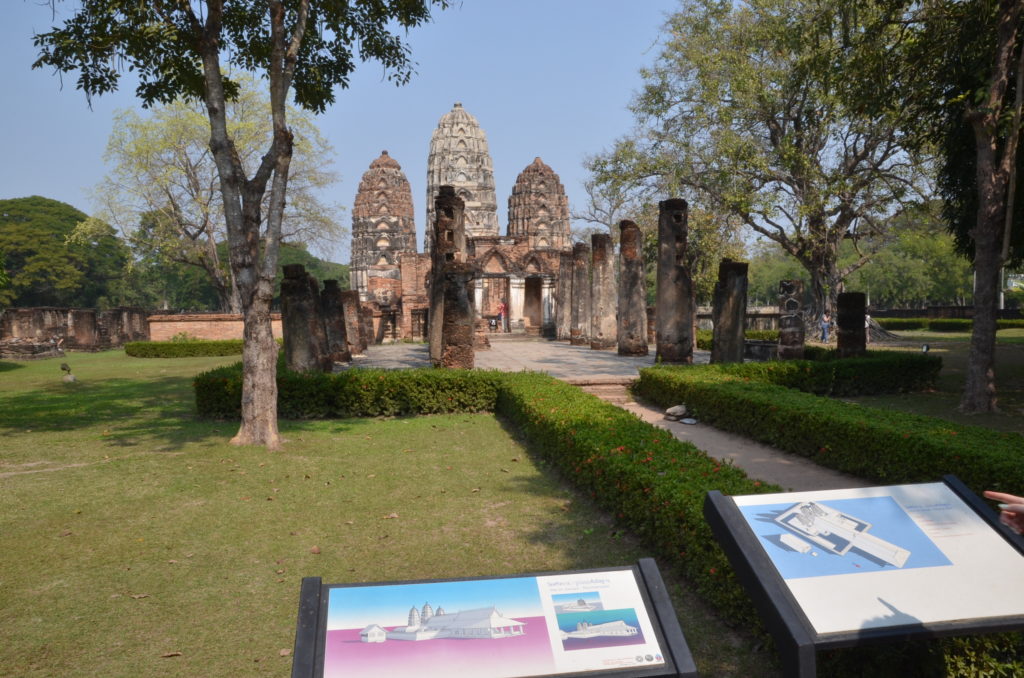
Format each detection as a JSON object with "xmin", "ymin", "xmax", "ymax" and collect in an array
[
  {"xmin": 497, "ymin": 300, "xmax": 507, "ymax": 333},
  {"xmin": 820, "ymin": 312, "xmax": 831, "ymax": 343}
]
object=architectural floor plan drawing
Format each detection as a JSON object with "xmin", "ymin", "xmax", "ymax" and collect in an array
[{"xmin": 775, "ymin": 501, "xmax": 911, "ymax": 567}]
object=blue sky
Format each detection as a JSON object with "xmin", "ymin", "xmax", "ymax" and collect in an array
[
  {"xmin": 1, "ymin": 1, "xmax": 679, "ymax": 263},
  {"xmin": 325, "ymin": 576, "xmax": 545, "ymax": 629}
]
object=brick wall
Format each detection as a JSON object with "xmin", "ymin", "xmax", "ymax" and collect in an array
[{"xmin": 148, "ymin": 314, "xmax": 282, "ymax": 341}]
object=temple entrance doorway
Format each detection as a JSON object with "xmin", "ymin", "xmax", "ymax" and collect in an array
[
  {"xmin": 481, "ymin": 276, "xmax": 509, "ymax": 331},
  {"xmin": 524, "ymin": 277, "xmax": 542, "ymax": 331}
]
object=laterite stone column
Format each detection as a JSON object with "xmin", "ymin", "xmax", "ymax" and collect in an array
[
  {"xmin": 617, "ymin": 220, "xmax": 648, "ymax": 356},
  {"xmin": 570, "ymin": 242, "xmax": 591, "ymax": 346},
  {"xmin": 777, "ymin": 280, "xmax": 805, "ymax": 359},
  {"xmin": 710, "ymin": 259, "xmax": 748, "ymax": 363},
  {"xmin": 837, "ymin": 291, "xmax": 866, "ymax": 358},
  {"xmin": 429, "ymin": 186, "xmax": 466, "ymax": 364},
  {"xmin": 440, "ymin": 262, "xmax": 476, "ymax": 368},
  {"xmin": 590, "ymin": 233, "xmax": 617, "ymax": 350},
  {"xmin": 655, "ymin": 198, "xmax": 694, "ymax": 363},
  {"xmin": 321, "ymin": 280, "xmax": 352, "ymax": 364}
]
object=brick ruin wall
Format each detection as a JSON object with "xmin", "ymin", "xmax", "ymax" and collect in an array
[
  {"xmin": 1, "ymin": 307, "xmax": 148, "ymax": 356},
  {"xmin": 147, "ymin": 314, "xmax": 282, "ymax": 341}
]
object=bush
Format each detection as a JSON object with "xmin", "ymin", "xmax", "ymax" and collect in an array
[
  {"xmin": 195, "ymin": 361, "xmax": 501, "ymax": 419},
  {"xmin": 875, "ymin": 318, "xmax": 928, "ymax": 331},
  {"xmin": 636, "ymin": 363, "xmax": 1024, "ymax": 497},
  {"xmin": 695, "ymin": 329, "xmax": 779, "ymax": 350},
  {"xmin": 126, "ymin": 339, "xmax": 245, "ymax": 358},
  {"xmin": 928, "ymin": 318, "xmax": 973, "ymax": 332},
  {"xmin": 494, "ymin": 372, "xmax": 778, "ymax": 624}
]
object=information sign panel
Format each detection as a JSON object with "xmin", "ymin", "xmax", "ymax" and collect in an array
[
  {"xmin": 290, "ymin": 559, "xmax": 698, "ymax": 678},
  {"xmin": 704, "ymin": 476, "xmax": 1024, "ymax": 677}
]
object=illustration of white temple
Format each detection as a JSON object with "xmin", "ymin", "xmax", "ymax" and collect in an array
[
  {"xmin": 775, "ymin": 501, "xmax": 911, "ymax": 567},
  {"xmin": 361, "ymin": 601, "xmax": 526, "ymax": 642},
  {"xmin": 556, "ymin": 598, "xmax": 600, "ymax": 613},
  {"xmin": 560, "ymin": 620, "xmax": 639, "ymax": 640}
]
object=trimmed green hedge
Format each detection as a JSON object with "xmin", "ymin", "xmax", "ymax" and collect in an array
[
  {"xmin": 875, "ymin": 318, "xmax": 929, "ymax": 331},
  {"xmin": 695, "ymin": 329, "xmax": 778, "ymax": 350},
  {"xmin": 928, "ymin": 318, "xmax": 973, "ymax": 332},
  {"xmin": 875, "ymin": 317, "xmax": 1024, "ymax": 332},
  {"xmin": 195, "ymin": 361, "xmax": 501, "ymax": 419},
  {"xmin": 709, "ymin": 350, "xmax": 941, "ymax": 396},
  {"xmin": 495, "ymin": 372, "xmax": 778, "ymax": 622},
  {"xmin": 126, "ymin": 339, "xmax": 246, "ymax": 358},
  {"xmin": 636, "ymin": 362, "xmax": 1024, "ymax": 497}
]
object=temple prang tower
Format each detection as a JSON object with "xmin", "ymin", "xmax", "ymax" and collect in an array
[
  {"xmin": 507, "ymin": 157, "xmax": 571, "ymax": 252},
  {"xmin": 426, "ymin": 103, "xmax": 499, "ymax": 251},
  {"xmin": 350, "ymin": 150, "xmax": 417, "ymax": 305}
]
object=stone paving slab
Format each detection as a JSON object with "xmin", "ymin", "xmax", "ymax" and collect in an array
[
  {"xmin": 345, "ymin": 339, "xmax": 868, "ymax": 492},
  {"xmin": 346, "ymin": 338, "xmax": 706, "ymax": 381}
]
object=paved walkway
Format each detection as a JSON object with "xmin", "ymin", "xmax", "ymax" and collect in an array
[{"xmin": 347, "ymin": 338, "xmax": 869, "ymax": 491}]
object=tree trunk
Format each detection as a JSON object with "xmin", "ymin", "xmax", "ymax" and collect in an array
[
  {"xmin": 960, "ymin": 0, "xmax": 1022, "ymax": 413},
  {"xmin": 230, "ymin": 278, "xmax": 281, "ymax": 449}
]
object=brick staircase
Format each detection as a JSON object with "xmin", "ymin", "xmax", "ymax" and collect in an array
[{"xmin": 569, "ymin": 378, "xmax": 634, "ymax": 406}]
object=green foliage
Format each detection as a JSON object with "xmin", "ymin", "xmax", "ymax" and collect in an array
[
  {"xmin": 845, "ymin": 202, "xmax": 974, "ymax": 308},
  {"xmin": 875, "ymin": 318, "xmax": 929, "ymax": 331},
  {"xmin": 0, "ymin": 196, "xmax": 129, "ymax": 308},
  {"xmin": 274, "ymin": 243, "xmax": 349, "ymax": 303},
  {"xmin": 746, "ymin": 241, "xmax": 808, "ymax": 307},
  {"xmin": 98, "ymin": 79, "xmax": 345, "ymax": 313},
  {"xmin": 695, "ymin": 329, "xmax": 779, "ymax": 351},
  {"xmin": 125, "ymin": 339, "xmax": 245, "ymax": 358},
  {"xmin": 195, "ymin": 362, "xmax": 502, "ymax": 420},
  {"xmin": 928, "ymin": 319, "xmax": 974, "ymax": 332},
  {"xmin": 636, "ymin": 362, "xmax": 1024, "ymax": 496},
  {"xmin": 169, "ymin": 332, "xmax": 201, "ymax": 342},
  {"xmin": 33, "ymin": 2, "xmax": 447, "ymax": 113},
  {"xmin": 495, "ymin": 372, "xmax": 778, "ymax": 624},
  {"xmin": 0, "ymin": 249, "xmax": 10, "ymax": 291},
  {"xmin": 593, "ymin": 0, "xmax": 928, "ymax": 319}
]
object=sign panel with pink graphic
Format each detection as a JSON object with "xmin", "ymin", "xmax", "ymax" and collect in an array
[{"xmin": 290, "ymin": 560, "xmax": 697, "ymax": 678}]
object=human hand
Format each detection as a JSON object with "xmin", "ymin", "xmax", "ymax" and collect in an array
[{"xmin": 983, "ymin": 490, "xmax": 1024, "ymax": 534}]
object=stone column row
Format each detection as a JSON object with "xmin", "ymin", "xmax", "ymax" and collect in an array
[{"xmin": 280, "ymin": 264, "xmax": 356, "ymax": 373}]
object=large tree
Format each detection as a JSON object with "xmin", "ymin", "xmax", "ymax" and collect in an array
[
  {"xmin": 840, "ymin": 0, "xmax": 1023, "ymax": 412},
  {"xmin": 592, "ymin": 0, "xmax": 929, "ymax": 322},
  {"xmin": 34, "ymin": 1, "xmax": 446, "ymax": 448},
  {"xmin": 0, "ymin": 196, "xmax": 128, "ymax": 308},
  {"xmin": 845, "ymin": 203, "xmax": 973, "ymax": 309},
  {"xmin": 97, "ymin": 75, "xmax": 343, "ymax": 313}
]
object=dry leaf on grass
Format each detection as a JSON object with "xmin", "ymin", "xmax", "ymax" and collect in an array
[
  {"xmin": 130, "ymin": 593, "xmax": 150, "ymax": 599},
  {"xmin": 309, "ymin": 545, "xmax": 321, "ymax": 554},
  {"xmin": 160, "ymin": 651, "xmax": 182, "ymax": 658},
  {"xmin": 383, "ymin": 512, "xmax": 399, "ymax": 519},
  {"xmin": 279, "ymin": 649, "xmax": 292, "ymax": 657}
]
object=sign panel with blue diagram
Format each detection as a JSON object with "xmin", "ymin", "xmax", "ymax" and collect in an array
[{"xmin": 731, "ymin": 482, "xmax": 1024, "ymax": 635}]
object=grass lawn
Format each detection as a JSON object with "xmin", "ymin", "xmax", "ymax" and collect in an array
[
  {"xmin": 846, "ymin": 332, "xmax": 1024, "ymax": 433},
  {"xmin": 0, "ymin": 351, "xmax": 773, "ymax": 677}
]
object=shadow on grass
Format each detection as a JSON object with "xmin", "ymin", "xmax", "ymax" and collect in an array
[
  {"xmin": 0, "ymin": 375, "xmax": 225, "ymax": 450},
  {"xmin": 491, "ymin": 414, "xmax": 653, "ymax": 572},
  {"xmin": 0, "ymin": 360, "xmax": 25, "ymax": 373}
]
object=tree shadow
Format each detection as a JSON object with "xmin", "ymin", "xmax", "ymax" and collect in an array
[
  {"xmin": 0, "ymin": 360, "xmax": 25, "ymax": 373},
  {"xmin": 0, "ymin": 375, "xmax": 225, "ymax": 450}
]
